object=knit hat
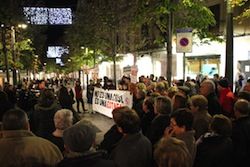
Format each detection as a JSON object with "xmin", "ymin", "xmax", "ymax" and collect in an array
[
  {"xmin": 218, "ymin": 78, "xmax": 229, "ymax": 88},
  {"xmin": 63, "ymin": 120, "xmax": 97, "ymax": 152}
]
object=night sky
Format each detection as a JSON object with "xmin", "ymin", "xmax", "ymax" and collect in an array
[{"xmin": 26, "ymin": 0, "xmax": 78, "ymax": 45}]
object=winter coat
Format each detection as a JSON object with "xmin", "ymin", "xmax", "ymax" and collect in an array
[
  {"xmin": 231, "ymin": 116, "xmax": 250, "ymax": 167},
  {"xmin": 206, "ymin": 92, "xmax": 221, "ymax": 116},
  {"xmin": 141, "ymin": 110, "xmax": 156, "ymax": 136},
  {"xmin": 218, "ymin": 88, "xmax": 235, "ymax": 117},
  {"xmin": 192, "ymin": 110, "xmax": 212, "ymax": 139},
  {"xmin": 146, "ymin": 114, "xmax": 170, "ymax": 146},
  {"xmin": 110, "ymin": 132, "xmax": 152, "ymax": 167},
  {"xmin": 57, "ymin": 150, "xmax": 116, "ymax": 167},
  {"xmin": 33, "ymin": 101, "xmax": 61, "ymax": 139},
  {"xmin": 194, "ymin": 132, "xmax": 233, "ymax": 167},
  {"xmin": 0, "ymin": 130, "xmax": 63, "ymax": 167},
  {"xmin": 176, "ymin": 130, "xmax": 197, "ymax": 165}
]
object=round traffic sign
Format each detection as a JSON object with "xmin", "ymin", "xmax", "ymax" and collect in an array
[{"xmin": 179, "ymin": 37, "xmax": 189, "ymax": 47}]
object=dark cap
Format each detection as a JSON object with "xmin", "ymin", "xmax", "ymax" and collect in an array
[
  {"xmin": 63, "ymin": 120, "xmax": 97, "ymax": 152},
  {"xmin": 178, "ymin": 86, "xmax": 190, "ymax": 95},
  {"xmin": 218, "ymin": 78, "xmax": 229, "ymax": 88}
]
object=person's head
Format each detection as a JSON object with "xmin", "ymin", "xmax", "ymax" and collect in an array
[
  {"xmin": 38, "ymin": 88, "xmax": 55, "ymax": 107},
  {"xmin": 199, "ymin": 79, "xmax": 216, "ymax": 97},
  {"xmin": 170, "ymin": 108, "xmax": 194, "ymax": 135},
  {"xmin": 75, "ymin": 80, "xmax": 81, "ymax": 86},
  {"xmin": 217, "ymin": 78, "xmax": 229, "ymax": 91},
  {"xmin": 136, "ymin": 82, "xmax": 146, "ymax": 91},
  {"xmin": 54, "ymin": 109, "xmax": 73, "ymax": 130},
  {"xmin": 143, "ymin": 96, "xmax": 155, "ymax": 113},
  {"xmin": 147, "ymin": 81, "xmax": 156, "ymax": 92},
  {"xmin": 89, "ymin": 79, "xmax": 93, "ymax": 84},
  {"xmin": 150, "ymin": 74, "xmax": 155, "ymax": 81},
  {"xmin": 210, "ymin": 114, "xmax": 232, "ymax": 137},
  {"xmin": 154, "ymin": 137, "xmax": 191, "ymax": 167},
  {"xmin": 38, "ymin": 80, "xmax": 46, "ymax": 90},
  {"xmin": 155, "ymin": 82, "xmax": 166, "ymax": 94},
  {"xmin": 2, "ymin": 109, "xmax": 29, "ymax": 130},
  {"xmin": 59, "ymin": 85, "xmax": 68, "ymax": 95},
  {"xmin": 237, "ymin": 91, "xmax": 250, "ymax": 102},
  {"xmin": 63, "ymin": 120, "xmax": 96, "ymax": 153},
  {"xmin": 189, "ymin": 95, "xmax": 208, "ymax": 113},
  {"xmin": 243, "ymin": 82, "xmax": 250, "ymax": 92},
  {"xmin": 112, "ymin": 107, "xmax": 140, "ymax": 134},
  {"xmin": 172, "ymin": 93, "xmax": 188, "ymax": 111},
  {"xmin": 177, "ymin": 86, "xmax": 190, "ymax": 97},
  {"xmin": 154, "ymin": 96, "xmax": 172, "ymax": 115},
  {"xmin": 136, "ymin": 89, "xmax": 146, "ymax": 100},
  {"xmin": 213, "ymin": 74, "xmax": 219, "ymax": 80},
  {"xmin": 234, "ymin": 99, "xmax": 250, "ymax": 119},
  {"xmin": 158, "ymin": 76, "xmax": 166, "ymax": 82},
  {"xmin": 167, "ymin": 86, "xmax": 178, "ymax": 99}
]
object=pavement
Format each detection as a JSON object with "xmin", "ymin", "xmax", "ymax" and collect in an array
[{"xmin": 72, "ymin": 89, "xmax": 115, "ymax": 145}]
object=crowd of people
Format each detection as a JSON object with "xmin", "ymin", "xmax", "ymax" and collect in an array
[{"xmin": 0, "ymin": 73, "xmax": 249, "ymax": 167}]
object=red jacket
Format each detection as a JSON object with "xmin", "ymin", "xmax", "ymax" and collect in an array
[
  {"xmin": 219, "ymin": 88, "xmax": 234, "ymax": 116},
  {"xmin": 75, "ymin": 86, "xmax": 82, "ymax": 99}
]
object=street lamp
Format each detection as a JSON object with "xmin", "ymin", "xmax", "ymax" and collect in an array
[{"xmin": 18, "ymin": 24, "xmax": 28, "ymax": 29}]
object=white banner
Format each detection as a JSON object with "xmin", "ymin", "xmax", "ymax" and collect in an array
[{"xmin": 92, "ymin": 87, "xmax": 133, "ymax": 118}]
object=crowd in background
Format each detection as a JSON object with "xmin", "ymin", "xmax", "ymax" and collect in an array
[{"xmin": 0, "ymin": 73, "xmax": 249, "ymax": 167}]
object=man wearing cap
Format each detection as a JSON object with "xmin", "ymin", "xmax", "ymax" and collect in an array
[
  {"xmin": 217, "ymin": 78, "xmax": 235, "ymax": 118},
  {"xmin": 0, "ymin": 109, "xmax": 63, "ymax": 167},
  {"xmin": 58, "ymin": 120, "xmax": 116, "ymax": 167}
]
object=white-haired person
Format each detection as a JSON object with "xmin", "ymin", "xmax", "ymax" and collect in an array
[
  {"xmin": 47, "ymin": 109, "xmax": 73, "ymax": 153},
  {"xmin": 199, "ymin": 79, "xmax": 221, "ymax": 116}
]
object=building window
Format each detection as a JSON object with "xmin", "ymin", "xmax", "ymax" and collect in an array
[{"xmin": 186, "ymin": 55, "xmax": 220, "ymax": 78}]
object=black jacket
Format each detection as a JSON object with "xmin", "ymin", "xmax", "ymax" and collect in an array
[
  {"xmin": 141, "ymin": 111, "xmax": 156, "ymax": 135},
  {"xmin": 98, "ymin": 125, "xmax": 123, "ymax": 154},
  {"xmin": 206, "ymin": 92, "xmax": 221, "ymax": 116},
  {"xmin": 194, "ymin": 133, "xmax": 233, "ymax": 167},
  {"xmin": 57, "ymin": 151, "xmax": 116, "ymax": 167},
  {"xmin": 146, "ymin": 114, "xmax": 170, "ymax": 146},
  {"xmin": 232, "ymin": 116, "xmax": 250, "ymax": 167}
]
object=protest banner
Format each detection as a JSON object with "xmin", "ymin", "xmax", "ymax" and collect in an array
[{"xmin": 92, "ymin": 87, "xmax": 133, "ymax": 118}]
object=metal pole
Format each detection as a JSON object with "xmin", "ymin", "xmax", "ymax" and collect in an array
[
  {"xmin": 1, "ymin": 25, "xmax": 10, "ymax": 83},
  {"xmin": 225, "ymin": 0, "xmax": 233, "ymax": 87},
  {"xmin": 183, "ymin": 52, "xmax": 186, "ymax": 80},
  {"xmin": 167, "ymin": 10, "xmax": 173, "ymax": 86},
  {"xmin": 113, "ymin": 32, "xmax": 118, "ymax": 88},
  {"xmin": 11, "ymin": 26, "xmax": 17, "ymax": 86}
]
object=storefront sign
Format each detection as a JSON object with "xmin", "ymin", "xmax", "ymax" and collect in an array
[{"xmin": 92, "ymin": 87, "xmax": 133, "ymax": 118}]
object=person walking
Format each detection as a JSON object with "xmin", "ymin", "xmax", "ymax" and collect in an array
[{"xmin": 74, "ymin": 80, "xmax": 87, "ymax": 113}]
